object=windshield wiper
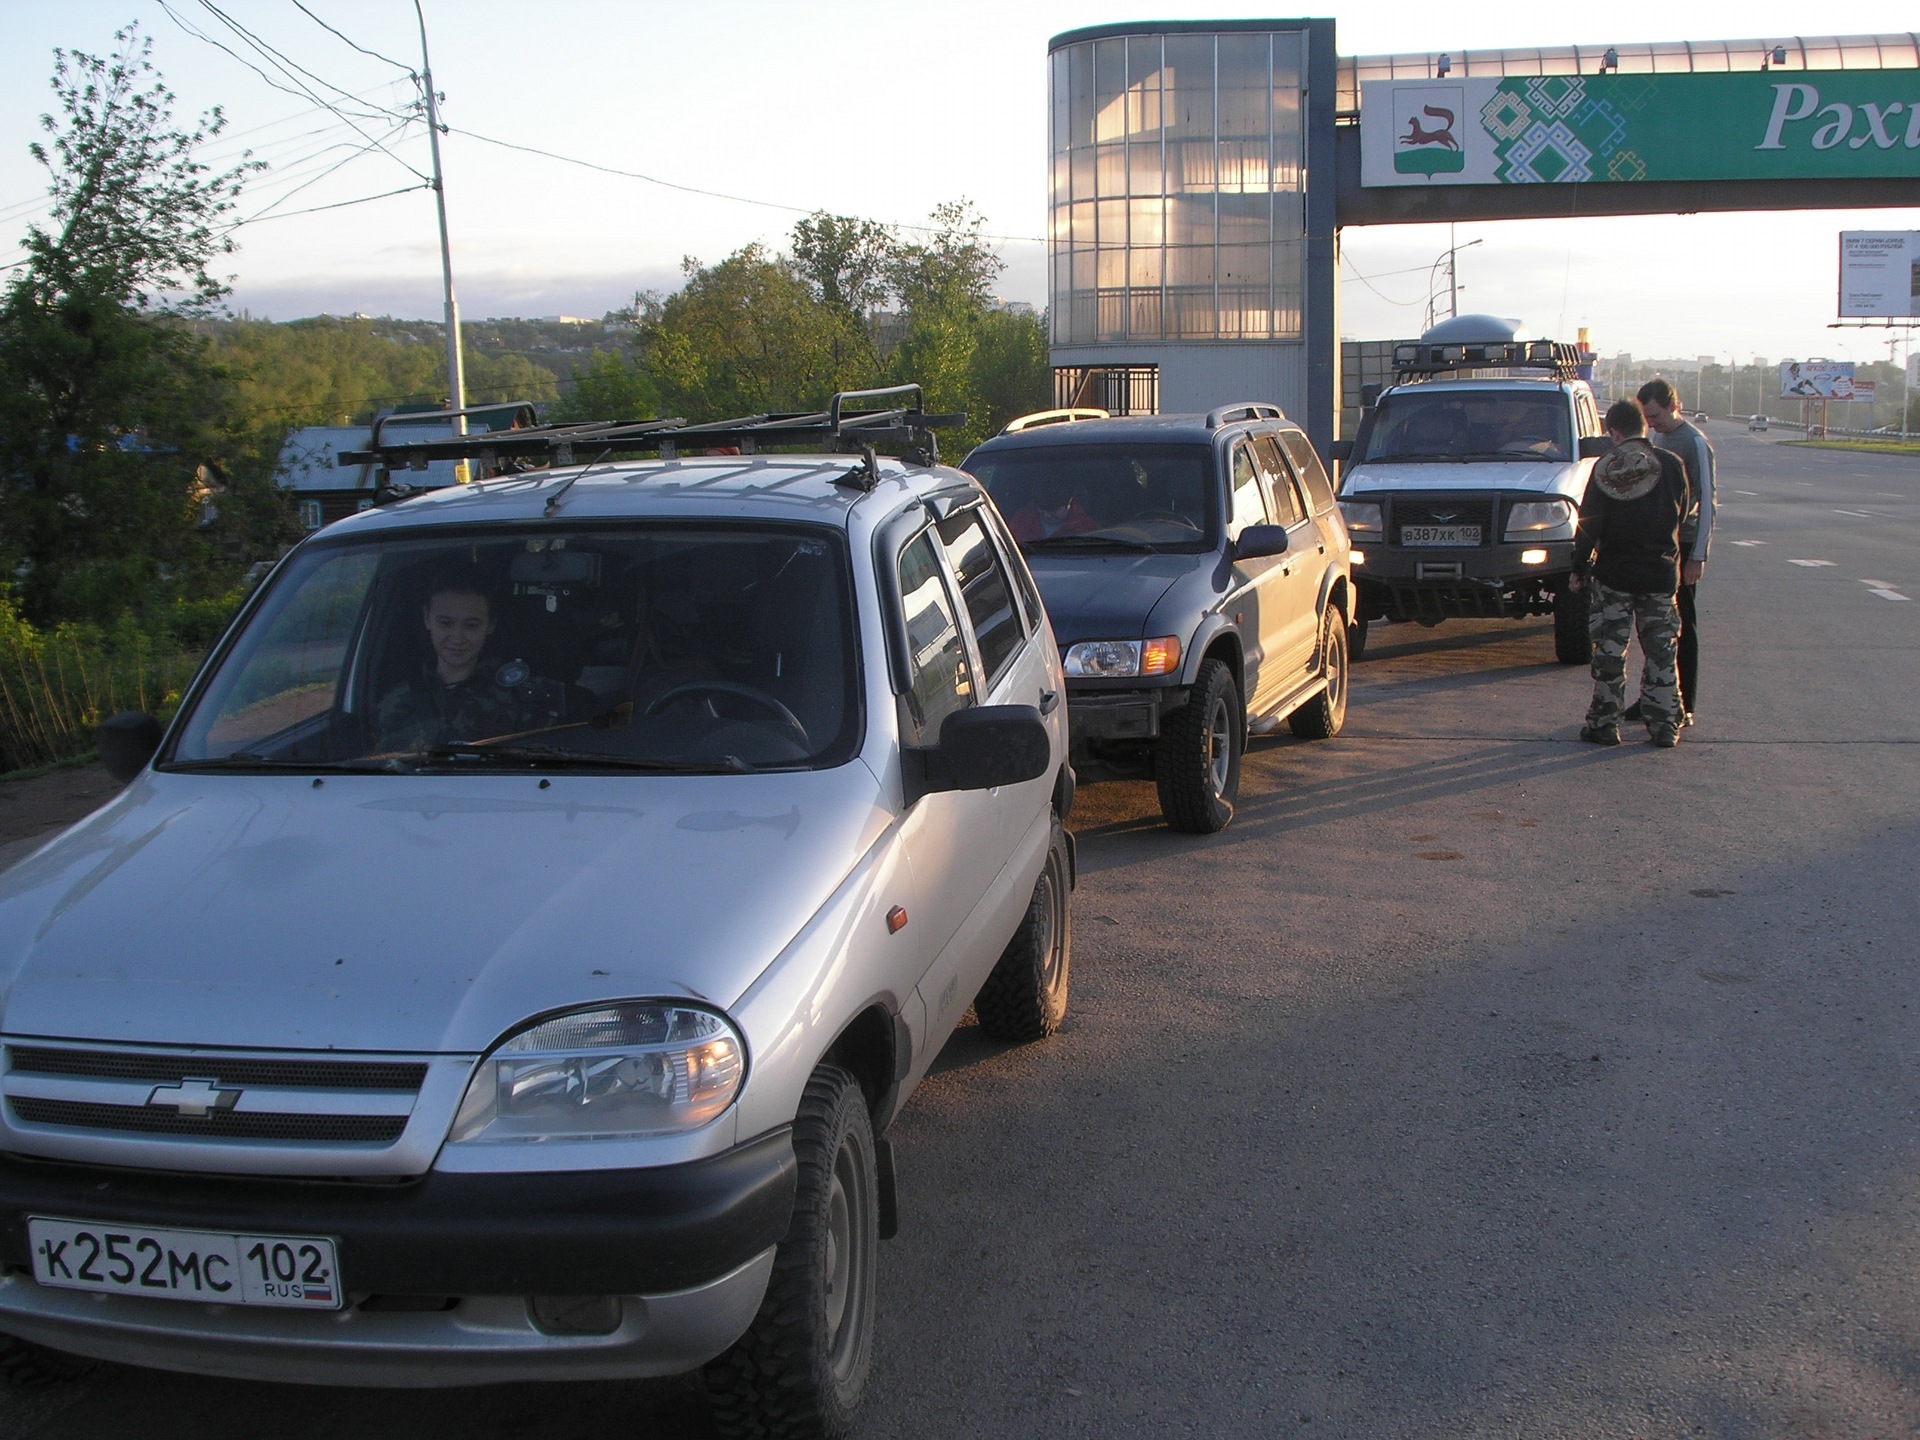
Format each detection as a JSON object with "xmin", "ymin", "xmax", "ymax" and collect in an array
[
  {"xmin": 419, "ymin": 743, "xmax": 755, "ymax": 774},
  {"xmin": 1022, "ymin": 533, "xmax": 1161, "ymax": 552},
  {"xmin": 166, "ymin": 753, "xmax": 410, "ymax": 774}
]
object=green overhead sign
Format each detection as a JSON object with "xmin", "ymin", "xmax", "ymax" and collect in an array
[{"xmin": 1361, "ymin": 72, "xmax": 1920, "ymax": 185}]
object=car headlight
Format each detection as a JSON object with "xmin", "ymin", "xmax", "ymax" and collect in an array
[
  {"xmin": 1503, "ymin": 500, "xmax": 1576, "ymax": 542},
  {"xmin": 448, "ymin": 1003, "xmax": 744, "ymax": 1144},
  {"xmin": 1338, "ymin": 500, "xmax": 1382, "ymax": 538},
  {"xmin": 1063, "ymin": 636, "xmax": 1180, "ymax": 678}
]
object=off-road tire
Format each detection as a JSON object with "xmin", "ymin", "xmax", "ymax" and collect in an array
[
  {"xmin": 1154, "ymin": 658, "xmax": 1242, "ymax": 834},
  {"xmin": 1290, "ymin": 610, "xmax": 1350, "ymax": 740},
  {"xmin": 973, "ymin": 819, "xmax": 1071, "ymax": 1041},
  {"xmin": 1347, "ymin": 615, "xmax": 1369, "ymax": 662},
  {"xmin": 705, "ymin": 1067, "xmax": 877, "ymax": 1440},
  {"xmin": 0, "ymin": 1334, "xmax": 97, "ymax": 1388},
  {"xmin": 1553, "ymin": 584, "xmax": 1591, "ymax": 666}
]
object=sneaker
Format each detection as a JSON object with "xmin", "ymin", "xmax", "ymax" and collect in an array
[
  {"xmin": 1579, "ymin": 724, "xmax": 1622, "ymax": 747},
  {"xmin": 1623, "ymin": 699, "xmax": 1643, "ymax": 721},
  {"xmin": 1649, "ymin": 727, "xmax": 1680, "ymax": 748}
]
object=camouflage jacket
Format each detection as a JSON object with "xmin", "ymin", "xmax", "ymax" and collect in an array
[{"xmin": 376, "ymin": 659, "xmax": 531, "ymax": 751}]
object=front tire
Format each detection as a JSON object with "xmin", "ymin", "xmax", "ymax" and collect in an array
[
  {"xmin": 1155, "ymin": 658, "xmax": 1242, "ymax": 834},
  {"xmin": 706, "ymin": 1067, "xmax": 877, "ymax": 1440},
  {"xmin": 1289, "ymin": 610, "xmax": 1349, "ymax": 740},
  {"xmin": 974, "ymin": 818, "xmax": 1071, "ymax": 1041},
  {"xmin": 1554, "ymin": 583, "xmax": 1591, "ymax": 665}
]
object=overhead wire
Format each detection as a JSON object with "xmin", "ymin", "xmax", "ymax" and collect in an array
[{"xmin": 290, "ymin": 0, "xmax": 415, "ymax": 75}]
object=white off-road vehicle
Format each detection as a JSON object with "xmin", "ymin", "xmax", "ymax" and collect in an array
[{"xmin": 1332, "ymin": 317, "xmax": 1605, "ymax": 664}]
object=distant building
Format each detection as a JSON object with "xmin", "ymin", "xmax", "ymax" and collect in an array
[{"xmin": 276, "ymin": 404, "xmax": 534, "ymax": 532}]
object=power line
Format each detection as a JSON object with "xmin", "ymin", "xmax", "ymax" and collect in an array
[
  {"xmin": 446, "ymin": 125, "xmax": 1048, "ymax": 245},
  {"xmin": 235, "ymin": 121, "xmax": 417, "ymax": 225},
  {"xmin": 290, "ymin": 1, "xmax": 415, "ymax": 75},
  {"xmin": 233, "ymin": 183, "xmax": 431, "ymax": 227}
]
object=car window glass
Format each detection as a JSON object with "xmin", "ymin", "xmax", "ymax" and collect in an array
[
  {"xmin": 1252, "ymin": 437, "xmax": 1307, "ymax": 525},
  {"xmin": 1278, "ymin": 431, "xmax": 1337, "ymax": 513},
  {"xmin": 979, "ymin": 500, "xmax": 1043, "ymax": 636},
  {"xmin": 968, "ymin": 444, "xmax": 1215, "ymax": 551},
  {"xmin": 936, "ymin": 509, "xmax": 1025, "ymax": 692},
  {"xmin": 169, "ymin": 526, "xmax": 861, "ymax": 772},
  {"xmin": 174, "ymin": 548, "xmax": 379, "ymax": 759},
  {"xmin": 896, "ymin": 530, "xmax": 972, "ymax": 739},
  {"xmin": 1228, "ymin": 444, "xmax": 1269, "ymax": 535},
  {"xmin": 1361, "ymin": 391, "xmax": 1572, "ymax": 462}
]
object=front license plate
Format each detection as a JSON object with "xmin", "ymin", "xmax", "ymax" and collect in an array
[
  {"xmin": 1401, "ymin": 524, "xmax": 1480, "ymax": 546},
  {"xmin": 28, "ymin": 1217, "xmax": 342, "ymax": 1309}
]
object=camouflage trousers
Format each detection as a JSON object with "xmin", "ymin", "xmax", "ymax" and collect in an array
[{"xmin": 1585, "ymin": 582, "xmax": 1683, "ymax": 733}]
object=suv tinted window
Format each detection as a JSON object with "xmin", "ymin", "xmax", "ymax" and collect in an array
[
  {"xmin": 1228, "ymin": 444, "xmax": 1269, "ymax": 535},
  {"xmin": 1252, "ymin": 437, "xmax": 1306, "ymax": 526},
  {"xmin": 896, "ymin": 529, "xmax": 972, "ymax": 740},
  {"xmin": 1277, "ymin": 430, "xmax": 1337, "ymax": 512},
  {"xmin": 969, "ymin": 444, "xmax": 1215, "ymax": 551},
  {"xmin": 1360, "ymin": 391, "xmax": 1573, "ymax": 463},
  {"xmin": 936, "ymin": 509, "xmax": 1024, "ymax": 692}
]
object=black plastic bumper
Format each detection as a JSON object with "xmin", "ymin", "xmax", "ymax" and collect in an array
[
  {"xmin": 1067, "ymin": 686, "xmax": 1186, "ymax": 743},
  {"xmin": 1355, "ymin": 540, "xmax": 1571, "ymax": 620},
  {"xmin": 0, "ymin": 1129, "xmax": 796, "ymax": 1297}
]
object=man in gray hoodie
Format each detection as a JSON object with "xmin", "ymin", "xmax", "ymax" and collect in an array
[
  {"xmin": 1570, "ymin": 400, "xmax": 1691, "ymax": 748},
  {"xmin": 1636, "ymin": 378, "xmax": 1714, "ymax": 722}
]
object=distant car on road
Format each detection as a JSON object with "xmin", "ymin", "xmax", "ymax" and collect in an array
[{"xmin": 1749, "ymin": 415, "xmax": 1768, "ymax": 432}]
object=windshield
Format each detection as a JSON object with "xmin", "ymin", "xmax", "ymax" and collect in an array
[
  {"xmin": 168, "ymin": 523, "xmax": 860, "ymax": 773},
  {"xmin": 965, "ymin": 444, "xmax": 1215, "ymax": 552},
  {"xmin": 1358, "ymin": 390, "xmax": 1573, "ymax": 464}
]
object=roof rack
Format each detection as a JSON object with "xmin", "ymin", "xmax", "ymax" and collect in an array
[
  {"xmin": 1391, "ymin": 339, "xmax": 1585, "ymax": 383},
  {"xmin": 338, "ymin": 385, "xmax": 966, "ymax": 489},
  {"xmin": 1000, "ymin": 407, "xmax": 1109, "ymax": 434}
]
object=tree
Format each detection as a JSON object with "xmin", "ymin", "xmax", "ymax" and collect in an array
[
  {"xmin": 546, "ymin": 351, "xmax": 660, "ymax": 424},
  {"xmin": 0, "ymin": 27, "xmax": 277, "ymax": 625}
]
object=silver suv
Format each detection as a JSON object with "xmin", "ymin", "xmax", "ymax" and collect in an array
[
  {"xmin": 1334, "ymin": 320, "xmax": 1603, "ymax": 665},
  {"xmin": 0, "ymin": 390, "xmax": 1072, "ymax": 1436}
]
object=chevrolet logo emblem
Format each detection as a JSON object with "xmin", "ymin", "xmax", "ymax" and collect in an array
[
  {"xmin": 1429, "ymin": 510, "xmax": 1461, "ymax": 523},
  {"xmin": 147, "ymin": 1077, "xmax": 241, "ymax": 1119}
]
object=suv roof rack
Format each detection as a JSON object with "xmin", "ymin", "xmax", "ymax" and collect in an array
[
  {"xmin": 1205, "ymin": 402, "xmax": 1286, "ymax": 428},
  {"xmin": 339, "ymin": 385, "xmax": 965, "ymax": 490},
  {"xmin": 1000, "ymin": 407, "xmax": 1109, "ymax": 434},
  {"xmin": 1391, "ymin": 339, "xmax": 1584, "ymax": 383}
]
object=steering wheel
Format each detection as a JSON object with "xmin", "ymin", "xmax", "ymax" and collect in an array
[{"xmin": 643, "ymin": 681, "xmax": 810, "ymax": 748}]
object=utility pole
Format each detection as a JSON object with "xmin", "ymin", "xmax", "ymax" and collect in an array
[{"xmin": 416, "ymin": 0, "xmax": 467, "ymax": 452}]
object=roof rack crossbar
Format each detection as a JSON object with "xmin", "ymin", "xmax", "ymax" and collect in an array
[
  {"xmin": 1390, "ymin": 339, "xmax": 1585, "ymax": 383},
  {"xmin": 338, "ymin": 388, "xmax": 962, "ymax": 472}
]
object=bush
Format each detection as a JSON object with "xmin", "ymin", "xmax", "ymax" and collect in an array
[{"xmin": 0, "ymin": 588, "xmax": 234, "ymax": 774}]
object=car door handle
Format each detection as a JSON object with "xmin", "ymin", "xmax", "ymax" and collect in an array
[{"xmin": 1038, "ymin": 689, "xmax": 1060, "ymax": 715}]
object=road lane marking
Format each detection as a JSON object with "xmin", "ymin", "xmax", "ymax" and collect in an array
[
  {"xmin": 1833, "ymin": 509, "xmax": 1875, "ymax": 518},
  {"xmin": 1789, "ymin": 559, "xmax": 1835, "ymax": 567},
  {"xmin": 1735, "ymin": 489, "xmax": 1759, "ymax": 497},
  {"xmin": 1860, "ymin": 579, "xmax": 1910, "ymax": 601},
  {"xmin": 1730, "ymin": 539, "xmax": 1766, "ymax": 547}
]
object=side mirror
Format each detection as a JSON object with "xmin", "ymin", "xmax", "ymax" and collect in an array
[
  {"xmin": 1578, "ymin": 435, "xmax": 1615, "ymax": 459},
  {"xmin": 905, "ymin": 705, "xmax": 1050, "ymax": 802},
  {"xmin": 1328, "ymin": 439, "xmax": 1353, "ymax": 464},
  {"xmin": 97, "ymin": 711, "xmax": 162, "ymax": 783},
  {"xmin": 1359, "ymin": 384, "xmax": 1382, "ymax": 409},
  {"xmin": 1232, "ymin": 524, "xmax": 1290, "ymax": 561}
]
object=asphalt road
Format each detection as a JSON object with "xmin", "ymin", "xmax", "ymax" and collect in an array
[{"xmin": 6, "ymin": 431, "xmax": 1918, "ymax": 1439}]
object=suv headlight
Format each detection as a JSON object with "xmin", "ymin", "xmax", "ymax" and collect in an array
[
  {"xmin": 1338, "ymin": 500, "xmax": 1382, "ymax": 538},
  {"xmin": 449, "ymin": 1003, "xmax": 744, "ymax": 1144},
  {"xmin": 1063, "ymin": 636, "xmax": 1180, "ymax": 678},
  {"xmin": 1503, "ymin": 500, "xmax": 1577, "ymax": 542}
]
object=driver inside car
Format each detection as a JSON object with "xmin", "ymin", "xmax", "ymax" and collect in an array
[{"xmin": 376, "ymin": 572, "xmax": 534, "ymax": 750}]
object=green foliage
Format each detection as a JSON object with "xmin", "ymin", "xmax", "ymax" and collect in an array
[
  {"xmin": 546, "ymin": 350, "xmax": 660, "ymax": 423},
  {"xmin": 0, "ymin": 26, "xmax": 286, "ymax": 630},
  {"xmin": 0, "ymin": 587, "xmax": 224, "ymax": 773}
]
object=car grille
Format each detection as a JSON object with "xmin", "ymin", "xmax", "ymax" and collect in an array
[{"xmin": 2, "ymin": 1043, "xmax": 425, "ymax": 1148}]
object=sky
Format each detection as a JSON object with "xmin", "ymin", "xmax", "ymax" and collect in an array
[{"xmin": 1, "ymin": 0, "xmax": 1916, "ymax": 374}]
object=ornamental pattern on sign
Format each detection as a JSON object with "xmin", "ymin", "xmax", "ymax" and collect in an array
[
  {"xmin": 1479, "ymin": 78, "xmax": 1654, "ymax": 184},
  {"xmin": 1522, "ymin": 75, "xmax": 1586, "ymax": 119},
  {"xmin": 1501, "ymin": 121, "xmax": 1595, "ymax": 183}
]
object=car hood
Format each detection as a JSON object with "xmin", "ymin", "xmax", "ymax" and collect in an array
[
  {"xmin": 1343, "ymin": 458, "xmax": 1590, "ymax": 499},
  {"xmin": 0, "ymin": 769, "xmax": 891, "ymax": 1054},
  {"xmin": 1022, "ymin": 552, "xmax": 1193, "ymax": 646}
]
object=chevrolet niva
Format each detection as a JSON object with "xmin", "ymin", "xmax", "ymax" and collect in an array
[
  {"xmin": 965, "ymin": 404, "xmax": 1353, "ymax": 834},
  {"xmin": 0, "ymin": 390, "xmax": 1073, "ymax": 1437}
]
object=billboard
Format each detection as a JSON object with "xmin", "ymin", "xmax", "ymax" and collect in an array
[
  {"xmin": 1362, "ymin": 73, "xmax": 1920, "ymax": 187},
  {"xmin": 1780, "ymin": 361, "xmax": 1854, "ymax": 400},
  {"xmin": 1839, "ymin": 232, "xmax": 1920, "ymax": 318}
]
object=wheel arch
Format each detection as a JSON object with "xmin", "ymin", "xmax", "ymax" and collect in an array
[{"xmin": 823, "ymin": 1003, "xmax": 906, "ymax": 1133}]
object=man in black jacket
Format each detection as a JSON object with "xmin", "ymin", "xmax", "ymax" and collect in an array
[{"xmin": 1569, "ymin": 400, "xmax": 1691, "ymax": 748}]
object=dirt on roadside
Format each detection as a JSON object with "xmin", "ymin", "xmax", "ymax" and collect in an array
[{"xmin": 0, "ymin": 762, "xmax": 122, "ymax": 851}]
